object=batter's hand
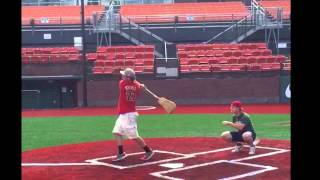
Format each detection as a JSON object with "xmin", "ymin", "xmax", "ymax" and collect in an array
[
  {"xmin": 140, "ymin": 84, "xmax": 146, "ymax": 90},
  {"xmin": 222, "ymin": 121, "xmax": 231, "ymax": 125}
]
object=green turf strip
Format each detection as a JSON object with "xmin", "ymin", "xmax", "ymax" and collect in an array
[{"xmin": 22, "ymin": 114, "xmax": 290, "ymax": 152}]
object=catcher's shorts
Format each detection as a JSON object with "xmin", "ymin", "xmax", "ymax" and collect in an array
[{"xmin": 112, "ymin": 112, "xmax": 139, "ymax": 139}]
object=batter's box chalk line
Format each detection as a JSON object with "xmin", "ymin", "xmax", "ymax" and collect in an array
[
  {"xmin": 22, "ymin": 145, "xmax": 290, "ymax": 180},
  {"xmin": 150, "ymin": 146, "xmax": 290, "ymax": 180},
  {"xmin": 84, "ymin": 150, "xmax": 194, "ymax": 169}
]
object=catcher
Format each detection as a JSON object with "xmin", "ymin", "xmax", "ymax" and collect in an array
[
  {"xmin": 111, "ymin": 68, "xmax": 155, "ymax": 162},
  {"xmin": 221, "ymin": 101, "xmax": 259, "ymax": 155}
]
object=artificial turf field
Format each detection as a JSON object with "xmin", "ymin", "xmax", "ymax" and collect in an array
[
  {"xmin": 22, "ymin": 105, "xmax": 290, "ymax": 179},
  {"xmin": 22, "ymin": 114, "xmax": 290, "ymax": 152}
]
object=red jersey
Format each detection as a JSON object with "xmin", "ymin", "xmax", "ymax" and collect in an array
[{"xmin": 117, "ymin": 79, "xmax": 142, "ymax": 114}]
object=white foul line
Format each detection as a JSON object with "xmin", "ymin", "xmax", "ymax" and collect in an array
[{"xmin": 22, "ymin": 162, "xmax": 95, "ymax": 167}]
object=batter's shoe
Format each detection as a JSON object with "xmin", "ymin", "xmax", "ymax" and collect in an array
[
  {"xmin": 140, "ymin": 151, "xmax": 155, "ymax": 161},
  {"xmin": 112, "ymin": 153, "xmax": 127, "ymax": 162}
]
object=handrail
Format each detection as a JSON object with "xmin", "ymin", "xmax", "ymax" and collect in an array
[
  {"xmin": 120, "ymin": 15, "xmax": 172, "ymax": 45},
  {"xmin": 122, "ymin": 13, "xmax": 249, "ymax": 19},
  {"xmin": 22, "ymin": 0, "xmax": 103, "ymax": 6},
  {"xmin": 204, "ymin": 13, "xmax": 253, "ymax": 44},
  {"xmin": 22, "ymin": 90, "xmax": 41, "ymax": 94}
]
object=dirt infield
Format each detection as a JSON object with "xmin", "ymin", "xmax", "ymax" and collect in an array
[
  {"xmin": 22, "ymin": 137, "xmax": 290, "ymax": 180},
  {"xmin": 22, "ymin": 104, "xmax": 290, "ymax": 118}
]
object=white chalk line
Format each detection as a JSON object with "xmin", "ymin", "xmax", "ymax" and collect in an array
[
  {"xmin": 149, "ymin": 146, "xmax": 290, "ymax": 180},
  {"xmin": 22, "ymin": 145, "xmax": 290, "ymax": 180}
]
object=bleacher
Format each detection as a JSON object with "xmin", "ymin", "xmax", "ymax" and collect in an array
[
  {"xmin": 21, "ymin": 5, "xmax": 104, "ymax": 25},
  {"xmin": 120, "ymin": 2, "xmax": 249, "ymax": 23},
  {"xmin": 91, "ymin": 45, "xmax": 155, "ymax": 74},
  {"xmin": 259, "ymin": 0, "xmax": 291, "ymax": 20},
  {"xmin": 22, "ymin": 47, "xmax": 82, "ymax": 64},
  {"xmin": 177, "ymin": 43, "xmax": 287, "ymax": 73}
]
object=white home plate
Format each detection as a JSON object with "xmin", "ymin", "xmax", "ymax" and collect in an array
[{"xmin": 159, "ymin": 163, "xmax": 184, "ymax": 169}]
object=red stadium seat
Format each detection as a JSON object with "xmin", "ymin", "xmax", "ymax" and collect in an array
[
  {"xmin": 144, "ymin": 59, "xmax": 154, "ymax": 66},
  {"xmin": 95, "ymin": 60, "xmax": 105, "ymax": 67},
  {"xmin": 125, "ymin": 60, "xmax": 135, "ymax": 66},
  {"xmin": 180, "ymin": 65, "xmax": 190, "ymax": 73},
  {"xmin": 92, "ymin": 67, "xmax": 104, "ymax": 74},
  {"xmin": 86, "ymin": 53, "xmax": 97, "ymax": 61}
]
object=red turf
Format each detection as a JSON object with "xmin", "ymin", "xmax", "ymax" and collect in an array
[
  {"xmin": 22, "ymin": 137, "xmax": 290, "ymax": 180},
  {"xmin": 22, "ymin": 104, "xmax": 290, "ymax": 118}
]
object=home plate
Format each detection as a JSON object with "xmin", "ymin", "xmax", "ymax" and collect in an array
[{"xmin": 159, "ymin": 163, "xmax": 184, "ymax": 169}]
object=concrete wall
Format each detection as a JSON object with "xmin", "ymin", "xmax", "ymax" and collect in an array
[{"xmin": 77, "ymin": 75, "xmax": 280, "ymax": 107}]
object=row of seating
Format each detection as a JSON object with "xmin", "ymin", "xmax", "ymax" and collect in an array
[
  {"xmin": 94, "ymin": 59, "xmax": 154, "ymax": 67},
  {"xmin": 120, "ymin": 2, "xmax": 249, "ymax": 23},
  {"xmin": 92, "ymin": 66, "xmax": 154, "ymax": 75},
  {"xmin": 91, "ymin": 45, "xmax": 155, "ymax": 75},
  {"xmin": 22, "ymin": 5, "xmax": 104, "ymax": 25},
  {"xmin": 178, "ymin": 49, "xmax": 273, "ymax": 58},
  {"xmin": 180, "ymin": 63, "xmax": 282, "ymax": 73},
  {"xmin": 259, "ymin": 0, "xmax": 290, "ymax": 19},
  {"xmin": 22, "ymin": 54, "xmax": 84, "ymax": 64},
  {"xmin": 97, "ymin": 45, "xmax": 154, "ymax": 53},
  {"xmin": 22, "ymin": 47, "xmax": 79, "ymax": 55},
  {"xmin": 177, "ymin": 43, "xmax": 267, "ymax": 51},
  {"xmin": 179, "ymin": 55, "xmax": 286, "ymax": 65}
]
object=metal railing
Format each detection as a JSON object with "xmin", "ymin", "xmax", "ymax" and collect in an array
[
  {"xmin": 22, "ymin": 0, "xmax": 104, "ymax": 6},
  {"xmin": 205, "ymin": 13, "xmax": 256, "ymax": 43},
  {"xmin": 22, "ymin": 16, "xmax": 94, "ymax": 26},
  {"xmin": 120, "ymin": 13, "xmax": 249, "ymax": 24}
]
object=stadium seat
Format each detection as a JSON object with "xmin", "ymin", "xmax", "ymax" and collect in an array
[
  {"xmin": 114, "ymin": 60, "xmax": 125, "ymax": 66},
  {"xmin": 144, "ymin": 66, "xmax": 154, "ymax": 73},
  {"xmin": 132, "ymin": 59, "xmax": 143, "ymax": 66},
  {"xmin": 211, "ymin": 65, "xmax": 221, "ymax": 72},
  {"xmin": 248, "ymin": 64, "xmax": 261, "ymax": 71},
  {"xmin": 190, "ymin": 65, "xmax": 200, "ymax": 72},
  {"xmin": 228, "ymin": 57, "xmax": 238, "ymax": 64},
  {"xmin": 256, "ymin": 56, "xmax": 266, "ymax": 63},
  {"xmin": 247, "ymin": 57, "xmax": 257, "ymax": 64},
  {"xmin": 125, "ymin": 60, "xmax": 135, "ymax": 66},
  {"xmin": 208, "ymin": 57, "xmax": 219, "ymax": 64},
  {"xmin": 104, "ymin": 67, "xmax": 114, "ymax": 74},
  {"xmin": 199, "ymin": 57, "xmax": 209, "ymax": 64},
  {"xmin": 135, "ymin": 53, "xmax": 144, "ymax": 59},
  {"xmin": 238, "ymin": 57, "xmax": 248, "ymax": 64},
  {"xmin": 144, "ymin": 59, "xmax": 154, "ymax": 66},
  {"xmin": 199, "ymin": 64, "xmax": 211, "ymax": 72},
  {"xmin": 180, "ymin": 65, "xmax": 190, "ymax": 73},
  {"xmin": 188, "ymin": 59, "xmax": 199, "ymax": 65},
  {"xmin": 68, "ymin": 54, "xmax": 80, "ymax": 62},
  {"xmin": 95, "ymin": 61, "xmax": 105, "ymax": 67},
  {"xmin": 92, "ymin": 67, "xmax": 104, "ymax": 74},
  {"xmin": 134, "ymin": 66, "xmax": 144, "ymax": 73},
  {"xmin": 262, "ymin": 49, "xmax": 272, "ymax": 56},
  {"xmin": 87, "ymin": 53, "xmax": 97, "ymax": 61},
  {"xmin": 105, "ymin": 60, "xmax": 114, "ymax": 67},
  {"xmin": 276, "ymin": 55, "xmax": 286, "ymax": 63}
]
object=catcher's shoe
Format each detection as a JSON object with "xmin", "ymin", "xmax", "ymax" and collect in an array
[
  {"xmin": 231, "ymin": 144, "xmax": 243, "ymax": 153},
  {"xmin": 140, "ymin": 151, "xmax": 155, "ymax": 161},
  {"xmin": 112, "ymin": 153, "xmax": 127, "ymax": 162},
  {"xmin": 249, "ymin": 146, "xmax": 256, "ymax": 155},
  {"xmin": 253, "ymin": 138, "xmax": 260, "ymax": 146}
]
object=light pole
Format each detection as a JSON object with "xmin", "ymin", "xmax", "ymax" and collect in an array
[{"xmin": 80, "ymin": 0, "xmax": 88, "ymax": 107}]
